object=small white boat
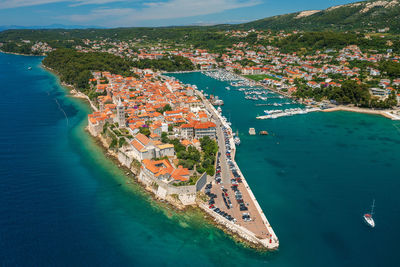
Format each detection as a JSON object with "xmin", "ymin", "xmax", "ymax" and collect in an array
[
  {"xmin": 363, "ymin": 199, "xmax": 376, "ymax": 228},
  {"xmin": 234, "ymin": 130, "xmax": 240, "ymax": 145},
  {"xmin": 234, "ymin": 137, "xmax": 241, "ymax": 145},
  {"xmin": 28, "ymin": 66, "xmax": 32, "ymax": 70}
]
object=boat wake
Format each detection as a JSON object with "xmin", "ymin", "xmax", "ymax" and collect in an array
[{"xmin": 54, "ymin": 98, "xmax": 69, "ymax": 126}]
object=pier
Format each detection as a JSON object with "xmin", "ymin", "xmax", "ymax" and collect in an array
[
  {"xmin": 257, "ymin": 107, "xmax": 321, "ymax": 120},
  {"xmin": 199, "ymin": 90, "xmax": 279, "ymax": 250}
]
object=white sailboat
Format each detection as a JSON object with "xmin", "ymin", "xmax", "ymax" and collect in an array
[{"xmin": 363, "ymin": 199, "xmax": 376, "ymax": 228}]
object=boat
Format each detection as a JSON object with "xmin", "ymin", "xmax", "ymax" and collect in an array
[
  {"xmin": 234, "ymin": 137, "xmax": 241, "ymax": 145},
  {"xmin": 363, "ymin": 199, "xmax": 376, "ymax": 228},
  {"xmin": 225, "ymin": 86, "xmax": 231, "ymax": 91},
  {"xmin": 27, "ymin": 66, "xmax": 32, "ymax": 70},
  {"xmin": 259, "ymin": 131, "xmax": 269, "ymax": 135},
  {"xmin": 249, "ymin": 128, "xmax": 256, "ymax": 135},
  {"xmin": 217, "ymin": 107, "xmax": 222, "ymax": 113},
  {"xmin": 213, "ymin": 99, "xmax": 224, "ymax": 106},
  {"xmin": 234, "ymin": 130, "xmax": 240, "ymax": 145}
]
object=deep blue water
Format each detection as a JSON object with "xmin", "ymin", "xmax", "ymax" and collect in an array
[{"xmin": 0, "ymin": 53, "xmax": 399, "ymax": 266}]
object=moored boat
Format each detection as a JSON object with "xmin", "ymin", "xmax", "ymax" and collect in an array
[
  {"xmin": 234, "ymin": 137, "xmax": 241, "ymax": 145},
  {"xmin": 249, "ymin": 128, "xmax": 256, "ymax": 135}
]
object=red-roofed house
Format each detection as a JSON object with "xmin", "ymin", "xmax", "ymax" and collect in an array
[{"xmin": 180, "ymin": 121, "xmax": 216, "ymax": 140}]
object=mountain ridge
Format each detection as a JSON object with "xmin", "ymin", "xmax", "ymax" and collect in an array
[{"xmin": 235, "ymin": 0, "xmax": 400, "ymax": 32}]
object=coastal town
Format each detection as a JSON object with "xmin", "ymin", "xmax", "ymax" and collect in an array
[
  {"xmin": 86, "ymin": 69, "xmax": 279, "ymax": 249},
  {"xmin": 7, "ymin": 28, "xmax": 400, "ymax": 111},
  {"xmin": 2, "ymin": 26, "xmax": 400, "ymax": 250},
  {"xmin": 2, "ymin": 0, "xmax": 400, "ymax": 265},
  {"xmin": 2, "ymin": 27, "xmax": 399, "ymax": 249}
]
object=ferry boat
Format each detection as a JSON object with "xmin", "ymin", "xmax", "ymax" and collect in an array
[{"xmin": 363, "ymin": 199, "xmax": 376, "ymax": 228}]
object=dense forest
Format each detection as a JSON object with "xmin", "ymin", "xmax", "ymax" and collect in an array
[
  {"xmin": 379, "ymin": 61, "xmax": 400, "ymax": 78},
  {"xmin": 132, "ymin": 55, "xmax": 195, "ymax": 72},
  {"xmin": 294, "ymin": 80, "xmax": 398, "ymax": 108},
  {"xmin": 0, "ymin": 42, "xmax": 39, "ymax": 55},
  {"xmin": 42, "ymin": 49, "xmax": 197, "ymax": 97},
  {"xmin": 42, "ymin": 49, "xmax": 133, "ymax": 97},
  {"xmin": 0, "ymin": 27, "xmax": 243, "ymax": 53},
  {"xmin": 276, "ymin": 32, "xmax": 393, "ymax": 53}
]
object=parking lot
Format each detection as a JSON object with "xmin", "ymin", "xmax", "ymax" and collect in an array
[{"xmin": 204, "ymin": 124, "xmax": 272, "ymax": 240}]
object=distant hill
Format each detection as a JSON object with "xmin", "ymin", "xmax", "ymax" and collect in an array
[
  {"xmin": 1, "ymin": 0, "xmax": 399, "ymax": 46},
  {"xmin": 235, "ymin": 0, "xmax": 400, "ymax": 32},
  {"xmin": 0, "ymin": 24, "xmax": 103, "ymax": 32}
]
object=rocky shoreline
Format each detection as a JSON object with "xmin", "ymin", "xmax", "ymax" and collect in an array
[
  {"xmin": 0, "ymin": 50, "xmax": 40, "ymax": 56},
  {"xmin": 41, "ymin": 62, "xmax": 272, "ymax": 251}
]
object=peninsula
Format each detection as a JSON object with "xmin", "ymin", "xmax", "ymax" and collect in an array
[
  {"xmin": 2, "ymin": 0, "xmax": 400, "ymax": 252},
  {"xmin": 83, "ymin": 68, "xmax": 279, "ymax": 249}
]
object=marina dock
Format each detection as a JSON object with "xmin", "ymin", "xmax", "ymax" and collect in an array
[{"xmin": 257, "ymin": 107, "xmax": 321, "ymax": 120}]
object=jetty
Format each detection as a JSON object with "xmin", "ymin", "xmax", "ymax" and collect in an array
[
  {"xmin": 199, "ymin": 91, "xmax": 279, "ymax": 250},
  {"xmin": 257, "ymin": 107, "xmax": 321, "ymax": 120}
]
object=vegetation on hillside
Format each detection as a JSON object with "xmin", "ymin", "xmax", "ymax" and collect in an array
[
  {"xmin": 276, "ymin": 32, "xmax": 391, "ymax": 53},
  {"xmin": 132, "ymin": 55, "xmax": 195, "ymax": 72},
  {"xmin": 0, "ymin": 42, "xmax": 38, "ymax": 55},
  {"xmin": 294, "ymin": 80, "xmax": 398, "ymax": 108},
  {"xmin": 42, "ymin": 48, "xmax": 133, "ymax": 96},
  {"xmin": 379, "ymin": 61, "xmax": 400, "ymax": 78},
  {"xmin": 239, "ymin": 0, "xmax": 400, "ymax": 33}
]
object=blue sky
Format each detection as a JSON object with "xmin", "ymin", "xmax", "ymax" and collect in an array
[{"xmin": 0, "ymin": 0, "xmax": 361, "ymax": 27}]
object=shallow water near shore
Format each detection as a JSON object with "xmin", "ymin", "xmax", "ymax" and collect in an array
[{"xmin": 1, "ymin": 53, "xmax": 399, "ymax": 266}]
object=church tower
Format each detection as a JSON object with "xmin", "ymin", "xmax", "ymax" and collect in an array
[{"xmin": 116, "ymin": 98, "xmax": 125, "ymax": 128}]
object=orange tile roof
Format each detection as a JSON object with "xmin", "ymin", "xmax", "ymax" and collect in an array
[
  {"xmin": 136, "ymin": 133, "xmax": 150, "ymax": 146},
  {"xmin": 131, "ymin": 139, "xmax": 145, "ymax": 152}
]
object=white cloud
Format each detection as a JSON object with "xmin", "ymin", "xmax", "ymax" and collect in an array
[
  {"xmin": 65, "ymin": 0, "xmax": 261, "ymax": 26},
  {"xmin": 69, "ymin": 0, "xmax": 129, "ymax": 7},
  {"xmin": 0, "ymin": 0, "xmax": 126, "ymax": 9}
]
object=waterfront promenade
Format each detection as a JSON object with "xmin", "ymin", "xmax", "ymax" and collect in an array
[{"xmin": 198, "ymin": 90, "xmax": 279, "ymax": 249}]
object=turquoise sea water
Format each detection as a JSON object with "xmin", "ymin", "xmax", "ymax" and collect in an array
[
  {"xmin": 0, "ymin": 53, "xmax": 399, "ymax": 266},
  {"xmin": 167, "ymin": 72, "xmax": 400, "ymax": 266}
]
